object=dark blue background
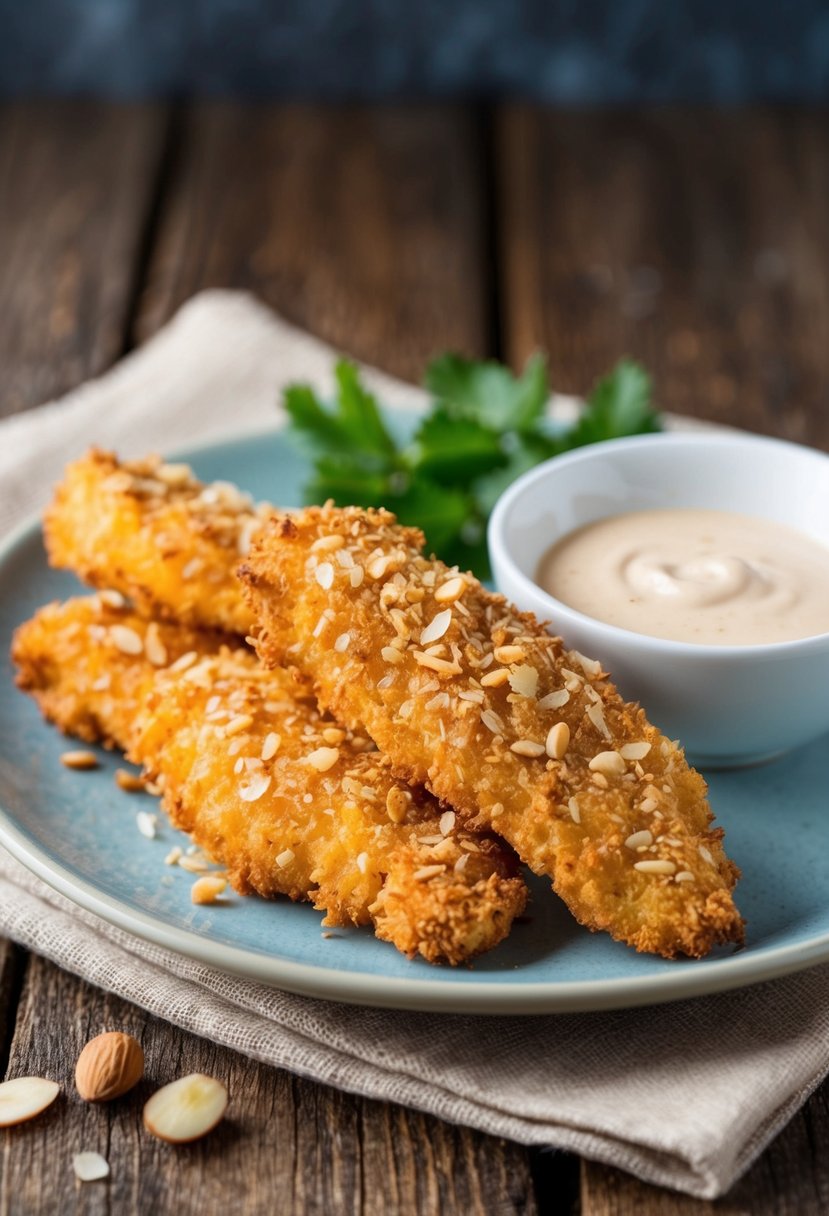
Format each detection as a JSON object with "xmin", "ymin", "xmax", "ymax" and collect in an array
[{"xmin": 3, "ymin": 1, "xmax": 829, "ymax": 101}]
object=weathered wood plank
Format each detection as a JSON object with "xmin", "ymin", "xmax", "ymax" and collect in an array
[
  {"xmin": 498, "ymin": 106, "xmax": 829, "ymax": 447},
  {"xmin": 0, "ymin": 101, "xmax": 167, "ymax": 418},
  {"xmin": 135, "ymin": 102, "xmax": 489, "ymax": 380},
  {"xmin": 0, "ymin": 956, "xmax": 537, "ymax": 1215}
]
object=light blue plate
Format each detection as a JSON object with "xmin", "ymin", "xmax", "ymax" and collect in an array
[{"xmin": 1, "ymin": 428, "xmax": 828, "ymax": 1014}]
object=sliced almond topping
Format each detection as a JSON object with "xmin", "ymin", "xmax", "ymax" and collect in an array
[
  {"xmin": 439, "ymin": 810, "xmax": 456, "ymax": 836},
  {"xmin": 312, "ymin": 535, "xmax": 345, "ymax": 552},
  {"xmin": 480, "ymin": 709, "xmax": 503, "ymax": 734},
  {"xmin": 625, "ymin": 829, "xmax": 654, "ymax": 850},
  {"xmin": 634, "ymin": 860, "xmax": 678, "ymax": 876},
  {"xmin": 109, "ymin": 624, "xmax": 143, "ymax": 656},
  {"xmin": 99, "ymin": 589, "xmax": 127, "ymax": 610},
  {"xmin": 367, "ymin": 556, "xmax": 391, "ymax": 580},
  {"xmin": 620, "ymin": 741, "xmax": 652, "ymax": 761},
  {"xmin": 538, "ymin": 688, "xmax": 570, "ymax": 711},
  {"xmin": 238, "ymin": 773, "xmax": 272, "ymax": 802},
  {"xmin": 412, "ymin": 652, "xmax": 461, "ymax": 675},
  {"xmin": 144, "ymin": 622, "xmax": 168, "ymax": 667},
  {"xmin": 261, "ymin": 732, "xmax": 281, "ymax": 761},
  {"xmin": 143, "ymin": 1074, "xmax": 228, "ymax": 1144},
  {"xmin": 571, "ymin": 651, "xmax": 603, "ymax": 677},
  {"xmin": 589, "ymin": 750, "xmax": 626, "ymax": 777},
  {"xmin": 510, "ymin": 739, "xmax": 545, "ymax": 758},
  {"xmin": 434, "ymin": 576, "xmax": 465, "ymax": 603},
  {"xmin": 225, "ymin": 714, "xmax": 254, "ymax": 737},
  {"xmin": 306, "ymin": 747, "xmax": 339, "ymax": 772},
  {"xmin": 420, "ymin": 608, "xmax": 452, "ymax": 646},
  {"xmin": 72, "ymin": 1152, "xmax": 110, "ymax": 1182},
  {"xmin": 61, "ymin": 750, "xmax": 99, "ymax": 771},
  {"xmin": 545, "ymin": 722, "xmax": 570, "ymax": 760},
  {"xmin": 191, "ymin": 876, "xmax": 227, "ymax": 905},
  {"xmin": 314, "ymin": 562, "xmax": 334, "ymax": 590},
  {"xmin": 385, "ymin": 786, "xmax": 410, "ymax": 823},
  {"xmin": 508, "ymin": 664, "xmax": 539, "ymax": 698},
  {"xmin": 585, "ymin": 702, "xmax": 611, "ymax": 739},
  {"xmin": 493, "ymin": 644, "xmax": 525, "ymax": 664},
  {"xmin": 0, "ymin": 1077, "xmax": 60, "ymax": 1127},
  {"xmin": 480, "ymin": 668, "xmax": 509, "ymax": 688},
  {"xmin": 413, "ymin": 864, "xmax": 446, "ymax": 881},
  {"xmin": 169, "ymin": 650, "xmax": 197, "ymax": 673}
]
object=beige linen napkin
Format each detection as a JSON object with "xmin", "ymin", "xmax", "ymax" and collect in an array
[{"xmin": 2, "ymin": 290, "xmax": 827, "ymax": 1199}]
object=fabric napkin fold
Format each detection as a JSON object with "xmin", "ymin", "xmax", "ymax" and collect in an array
[{"xmin": 2, "ymin": 289, "xmax": 827, "ymax": 1199}]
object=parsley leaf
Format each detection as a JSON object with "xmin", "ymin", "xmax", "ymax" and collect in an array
[
  {"xmin": 561, "ymin": 359, "xmax": 659, "ymax": 451},
  {"xmin": 426, "ymin": 352, "xmax": 549, "ymax": 432},
  {"xmin": 282, "ymin": 352, "xmax": 660, "ymax": 580}
]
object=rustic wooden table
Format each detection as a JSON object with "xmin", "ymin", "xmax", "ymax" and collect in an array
[{"xmin": 1, "ymin": 100, "xmax": 828, "ymax": 1214}]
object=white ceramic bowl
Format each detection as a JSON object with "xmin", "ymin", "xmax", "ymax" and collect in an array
[{"xmin": 488, "ymin": 433, "xmax": 829, "ymax": 767}]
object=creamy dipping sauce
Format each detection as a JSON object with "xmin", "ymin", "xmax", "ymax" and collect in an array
[{"xmin": 537, "ymin": 508, "xmax": 829, "ymax": 645}]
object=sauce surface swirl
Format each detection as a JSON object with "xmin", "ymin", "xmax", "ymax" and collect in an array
[{"xmin": 536, "ymin": 508, "xmax": 829, "ymax": 645}]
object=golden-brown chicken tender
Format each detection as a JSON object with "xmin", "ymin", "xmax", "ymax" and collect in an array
[
  {"xmin": 43, "ymin": 449, "xmax": 262, "ymax": 634},
  {"xmin": 13, "ymin": 598, "xmax": 526, "ymax": 964},
  {"xmin": 241, "ymin": 505, "xmax": 744, "ymax": 960},
  {"xmin": 12, "ymin": 595, "xmax": 228, "ymax": 746},
  {"xmin": 134, "ymin": 646, "xmax": 526, "ymax": 962}
]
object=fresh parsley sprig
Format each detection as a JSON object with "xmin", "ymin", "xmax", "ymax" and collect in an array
[{"xmin": 283, "ymin": 354, "xmax": 660, "ymax": 579}]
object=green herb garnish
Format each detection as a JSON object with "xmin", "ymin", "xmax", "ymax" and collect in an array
[{"xmin": 283, "ymin": 354, "xmax": 660, "ymax": 579}]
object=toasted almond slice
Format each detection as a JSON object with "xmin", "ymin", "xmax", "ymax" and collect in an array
[
  {"xmin": 191, "ymin": 876, "xmax": 227, "ymax": 905},
  {"xmin": 61, "ymin": 750, "xmax": 99, "ymax": 771},
  {"xmin": 0, "ymin": 1077, "xmax": 60, "ymax": 1126},
  {"xmin": 143, "ymin": 1074, "xmax": 228, "ymax": 1144},
  {"xmin": 72, "ymin": 1152, "xmax": 110, "ymax": 1182},
  {"xmin": 115, "ymin": 769, "xmax": 146, "ymax": 793}
]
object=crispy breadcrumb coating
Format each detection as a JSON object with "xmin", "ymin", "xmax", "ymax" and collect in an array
[
  {"xmin": 13, "ymin": 598, "xmax": 526, "ymax": 964},
  {"xmin": 43, "ymin": 449, "xmax": 261, "ymax": 634},
  {"xmin": 12, "ymin": 595, "xmax": 228, "ymax": 746},
  {"xmin": 241, "ymin": 504, "xmax": 745, "ymax": 960}
]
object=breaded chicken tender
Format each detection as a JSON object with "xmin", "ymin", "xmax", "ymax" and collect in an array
[
  {"xmin": 13, "ymin": 599, "xmax": 526, "ymax": 964},
  {"xmin": 12, "ymin": 595, "xmax": 228, "ymax": 746},
  {"xmin": 240, "ymin": 505, "xmax": 745, "ymax": 959},
  {"xmin": 44, "ymin": 449, "xmax": 262, "ymax": 634},
  {"xmin": 134, "ymin": 647, "xmax": 525, "ymax": 961}
]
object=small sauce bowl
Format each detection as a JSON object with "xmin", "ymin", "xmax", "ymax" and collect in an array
[{"xmin": 488, "ymin": 433, "xmax": 829, "ymax": 768}]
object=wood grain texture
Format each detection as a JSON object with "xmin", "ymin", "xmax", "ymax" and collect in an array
[
  {"xmin": 581, "ymin": 1075, "xmax": 829, "ymax": 1214},
  {"xmin": 0, "ymin": 956, "xmax": 537, "ymax": 1215},
  {"xmin": 135, "ymin": 102, "xmax": 489, "ymax": 380},
  {"xmin": 497, "ymin": 106, "xmax": 829, "ymax": 447},
  {"xmin": 0, "ymin": 101, "xmax": 166, "ymax": 419}
]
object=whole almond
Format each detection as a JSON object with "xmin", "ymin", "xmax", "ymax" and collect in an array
[{"xmin": 75, "ymin": 1032, "xmax": 144, "ymax": 1103}]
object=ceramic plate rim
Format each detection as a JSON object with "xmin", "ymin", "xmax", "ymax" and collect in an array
[{"xmin": 2, "ymin": 429, "xmax": 829, "ymax": 1014}]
